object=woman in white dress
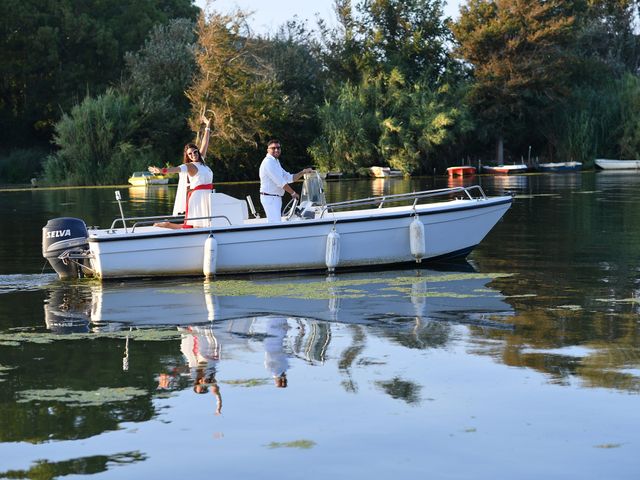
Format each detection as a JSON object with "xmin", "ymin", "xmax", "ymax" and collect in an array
[
  {"xmin": 174, "ymin": 116, "xmax": 212, "ymax": 216},
  {"xmin": 149, "ymin": 120, "xmax": 214, "ymax": 229}
]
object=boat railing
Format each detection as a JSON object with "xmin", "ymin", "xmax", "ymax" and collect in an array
[
  {"xmin": 319, "ymin": 185, "xmax": 487, "ymax": 218},
  {"xmin": 108, "ymin": 214, "xmax": 232, "ymax": 232}
]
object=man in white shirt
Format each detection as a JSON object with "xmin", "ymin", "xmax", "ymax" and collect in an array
[{"xmin": 259, "ymin": 139, "xmax": 313, "ymax": 223}]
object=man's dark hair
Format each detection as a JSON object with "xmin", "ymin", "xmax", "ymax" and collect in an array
[{"xmin": 267, "ymin": 139, "xmax": 280, "ymax": 147}]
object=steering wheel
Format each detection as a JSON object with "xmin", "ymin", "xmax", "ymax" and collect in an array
[{"xmin": 282, "ymin": 197, "xmax": 299, "ymax": 221}]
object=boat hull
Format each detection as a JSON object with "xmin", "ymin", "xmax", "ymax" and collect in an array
[
  {"xmin": 369, "ymin": 166, "xmax": 403, "ymax": 178},
  {"xmin": 128, "ymin": 178, "xmax": 169, "ymax": 186},
  {"xmin": 535, "ymin": 161, "xmax": 582, "ymax": 172},
  {"xmin": 482, "ymin": 165, "xmax": 528, "ymax": 174},
  {"xmin": 447, "ymin": 166, "xmax": 477, "ymax": 177},
  {"xmin": 594, "ymin": 159, "xmax": 640, "ymax": 170},
  {"xmin": 88, "ymin": 197, "xmax": 512, "ymax": 279}
]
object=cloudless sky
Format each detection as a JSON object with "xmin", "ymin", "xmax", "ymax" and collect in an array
[{"xmin": 198, "ymin": 0, "xmax": 463, "ymax": 35}]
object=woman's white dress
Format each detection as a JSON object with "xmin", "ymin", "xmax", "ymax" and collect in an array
[
  {"xmin": 172, "ymin": 171, "xmax": 188, "ymax": 216},
  {"xmin": 179, "ymin": 162, "xmax": 213, "ymax": 227}
]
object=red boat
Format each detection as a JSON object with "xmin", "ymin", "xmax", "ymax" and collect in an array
[{"xmin": 447, "ymin": 166, "xmax": 477, "ymax": 177}]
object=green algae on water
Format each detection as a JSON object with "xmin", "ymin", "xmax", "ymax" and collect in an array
[
  {"xmin": 222, "ymin": 378, "xmax": 270, "ymax": 388},
  {"xmin": 169, "ymin": 272, "xmax": 517, "ymax": 301},
  {"xmin": 17, "ymin": 387, "xmax": 148, "ymax": 406},
  {"xmin": 0, "ymin": 328, "xmax": 181, "ymax": 347},
  {"xmin": 265, "ymin": 439, "xmax": 316, "ymax": 449},
  {"xmin": 382, "ymin": 286, "xmax": 482, "ymax": 298}
]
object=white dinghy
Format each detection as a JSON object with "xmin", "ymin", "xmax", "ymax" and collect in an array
[
  {"xmin": 594, "ymin": 159, "xmax": 640, "ymax": 170},
  {"xmin": 42, "ymin": 173, "xmax": 512, "ymax": 280}
]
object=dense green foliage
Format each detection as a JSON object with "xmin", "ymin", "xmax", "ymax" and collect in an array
[
  {"xmin": 1, "ymin": 0, "xmax": 639, "ymax": 185},
  {"xmin": 451, "ymin": 0, "xmax": 640, "ymax": 162},
  {"xmin": 123, "ymin": 18, "xmax": 199, "ymax": 163},
  {"xmin": 310, "ymin": 0, "xmax": 470, "ymax": 174},
  {"xmin": 0, "ymin": 0, "xmax": 198, "ymax": 151},
  {"xmin": 44, "ymin": 89, "xmax": 150, "ymax": 185}
]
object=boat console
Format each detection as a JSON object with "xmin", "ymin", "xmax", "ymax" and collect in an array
[{"xmin": 292, "ymin": 172, "xmax": 327, "ymax": 220}]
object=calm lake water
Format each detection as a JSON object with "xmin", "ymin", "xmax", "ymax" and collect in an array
[{"xmin": 0, "ymin": 172, "xmax": 638, "ymax": 479}]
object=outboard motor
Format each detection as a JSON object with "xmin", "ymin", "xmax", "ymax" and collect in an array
[{"xmin": 42, "ymin": 217, "xmax": 90, "ymax": 279}]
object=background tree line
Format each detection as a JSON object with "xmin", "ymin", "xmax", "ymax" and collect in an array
[{"xmin": 0, "ymin": 0, "xmax": 638, "ymax": 185}]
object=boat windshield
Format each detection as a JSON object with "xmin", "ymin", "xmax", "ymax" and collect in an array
[{"xmin": 301, "ymin": 172, "xmax": 326, "ymax": 207}]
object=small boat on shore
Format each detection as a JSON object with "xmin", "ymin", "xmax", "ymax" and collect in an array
[
  {"xmin": 42, "ymin": 174, "xmax": 512, "ymax": 280},
  {"xmin": 447, "ymin": 166, "xmax": 477, "ymax": 177},
  {"xmin": 535, "ymin": 161, "xmax": 582, "ymax": 172},
  {"xmin": 128, "ymin": 171, "xmax": 169, "ymax": 186},
  {"xmin": 318, "ymin": 171, "xmax": 344, "ymax": 180},
  {"xmin": 482, "ymin": 164, "xmax": 528, "ymax": 175},
  {"xmin": 594, "ymin": 159, "xmax": 640, "ymax": 170},
  {"xmin": 369, "ymin": 166, "xmax": 404, "ymax": 178}
]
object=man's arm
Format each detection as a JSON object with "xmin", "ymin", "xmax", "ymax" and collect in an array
[{"xmin": 292, "ymin": 168, "xmax": 313, "ymax": 182}]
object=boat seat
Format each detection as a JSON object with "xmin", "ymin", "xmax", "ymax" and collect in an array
[{"xmin": 210, "ymin": 193, "xmax": 249, "ymax": 226}]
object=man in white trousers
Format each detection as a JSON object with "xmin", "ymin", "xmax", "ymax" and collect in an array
[{"xmin": 259, "ymin": 139, "xmax": 313, "ymax": 223}]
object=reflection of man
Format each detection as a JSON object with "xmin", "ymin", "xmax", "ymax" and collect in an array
[
  {"xmin": 259, "ymin": 139, "xmax": 313, "ymax": 223},
  {"xmin": 264, "ymin": 317, "xmax": 290, "ymax": 388}
]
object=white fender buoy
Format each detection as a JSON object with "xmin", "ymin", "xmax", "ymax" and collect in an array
[
  {"xmin": 325, "ymin": 228, "xmax": 340, "ymax": 272},
  {"xmin": 409, "ymin": 215, "xmax": 425, "ymax": 263},
  {"xmin": 203, "ymin": 234, "xmax": 218, "ymax": 277}
]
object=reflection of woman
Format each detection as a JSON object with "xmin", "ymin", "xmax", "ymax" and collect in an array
[
  {"xmin": 180, "ymin": 326, "xmax": 222, "ymax": 414},
  {"xmin": 149, "ymin": 116, "xmax": 212, "ymax": 228},
  {"xmin": 193, "ymin": 368, "xmax": 222, "ymax": 415}
]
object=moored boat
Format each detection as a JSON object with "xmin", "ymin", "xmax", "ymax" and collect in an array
[
  {"xmin": 482, "ymin": 164, "xmax": 529, "ymax": 175},
  {"xmin": 41, "ymin": 173, "xmax": 512, "ymax": 280},
  {"xmin": 369, "ymin": 166, "xmax": 404, "ymax": 178},
  {"xmin": 535, "ymin": 161, "xmax": 582, "ymax": 172},
  {"xmin": 128, "ymin": 171, "xmax": 169, "ymax": 186},
  {"xmin": 447, "ymin": 166, "xmax": 477, "ymax": 177},
  {"xmin": 594, "ymin": 159, "xmax": 640, "ymax": 170}
]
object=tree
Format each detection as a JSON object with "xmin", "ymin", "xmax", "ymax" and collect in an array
[
  {"xmin": 359, "ymin": 0, "xmax": 451, "ymax": 83},
  {"xmin": 311, "ymin": 0, "xmax": 467, "ymax": 173},
  {"xmin": 43, "ymin": 89, "xmax": 149, "ymax": 186},
  {"xmin": 577, "ymin": 0, "xmax": 640, "ymax": 76},
  {"xmin": 255, "ymin": 19, "xmax": 325, "ymax": 167},
  {"xmin": 451, "ymin": 0, "xmax": 579, "ymax": 161},
  {"xmin": 310, "ymin": 70, "xmax": 470, "ymax": 174},
  {"xmin": 186, "ymin": 10, "xmax": 287, "ymax": 178},
  {"xmin": 123, "ymin": 18, "xmax": 199, "ymax": 161},
  {"xmin": 0, "ymin": 0, "xmax": 198, "ymax": 152}
]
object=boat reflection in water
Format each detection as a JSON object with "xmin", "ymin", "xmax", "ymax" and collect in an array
[
  {"xmin": 482, "ymin": 173, "xmax": 529, "ymax": 194},
  {"xmin": 44, "ymin": 266, "xmax": 514, "ymax": 332},
  {"xmin": 44, "ymin": 286, "xmax": 91, "ymax": 334},
  {"xmin": 127, "ymin": 184, "xmax": 172, "ymax": 209}
]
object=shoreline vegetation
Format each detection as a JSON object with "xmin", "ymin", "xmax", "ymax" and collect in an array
[{"xmin": 2, "ymin": 0, "xmax": 639, "ymax": 187}]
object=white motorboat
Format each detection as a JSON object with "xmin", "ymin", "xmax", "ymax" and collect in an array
[
  {"xmin": 127, "ymin": 171, "xmax": 169, "ymax": 186},
  {"xmin": 482, "ymin": 164, "xmax": 529, "ymax": 174},
  {"xmin": 42, "ymin": 174, "xmax": 512, "ymax": 280},
  {"xmin": 594, "ymin": 159, "xmax": 640, "ymax": 170},
  {"xmin": 369, "ymin": 166, "xmax": 404, "ymax": 178}
]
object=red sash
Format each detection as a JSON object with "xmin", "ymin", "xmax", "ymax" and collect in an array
[{"xmin": 182, "ymin": 183, "xmax": 214, "ymax": 229}]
